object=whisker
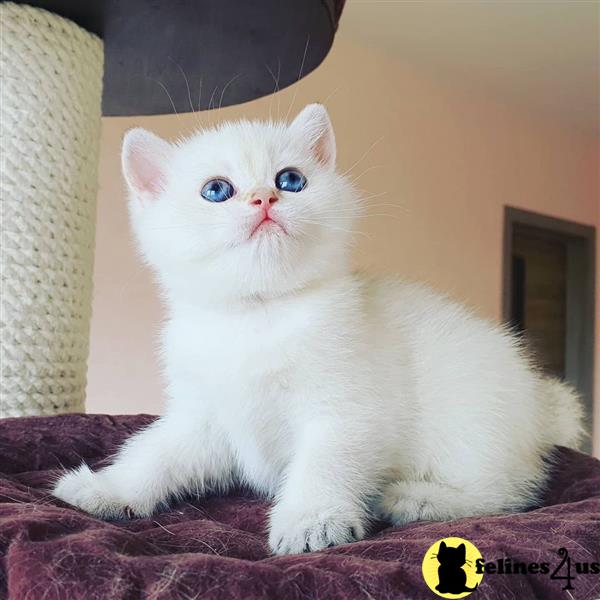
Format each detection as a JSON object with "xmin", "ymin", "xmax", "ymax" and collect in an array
[
  {"xmin": 197, "ymin": 77, "xmax": 204, "ymax": 112},
  {"xmin": 265, "ymin": 59, "xmax": 282, "ymax": 121},
  {"xmin": 169, "ymin": 57, "xmax": 196, "ymax": 120},
  {"xmin": 348, "ymin": 165, "xmax": 385, "ymax": 185},
  {"xmin": 292, "ymin": 218, "xmax": 370, "ymax": 239},
  {"xmin": 341, "ymin": 136, "xmax": 385, "ymax": 177},
  {"xmin": 146, "ymin": 221, "xmax": 230, "ymax": 232},
  {"xmin": 284, "ymin": 34, "xmax": 310, "ymax": 122},
  {"xmin": 275, "ymin": 58, "xmax": 282, "ymax": 119},
  {"xmin": 313, "ymin": 210, "xmax": 402, "ymax": 221},
  {"xmin": 321, "ymin": 86, "xmax": 341, "ymax": 106},
  {"xmin": 360, "ymin": 197, "xmax": 394, "ymax": 204},
  {"xmin": 148, "ymin": 77, "xmax": 182, "ymax": 125},
  {"xmin": 218, "ymin": 74, "xmax": 241, "ymax": 111},
  {"xmin": 207, "ymin": 83, "xmax": 220, "ymax": 112}
]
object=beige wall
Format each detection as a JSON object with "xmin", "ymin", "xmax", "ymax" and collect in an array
[{"xmin": 87, "ymin": 38, "xmax": 599, "ymax": 453}]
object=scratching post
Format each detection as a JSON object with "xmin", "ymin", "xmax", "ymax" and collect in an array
[{"xmin": 0, "ymin": 3, "xmax": 103, "ymax": 416}]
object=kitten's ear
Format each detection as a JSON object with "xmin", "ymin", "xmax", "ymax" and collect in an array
[
  {"xmin": 122, "ymin": 128, "xmax": 173, "ymax": 199},
  {"xmin": 290, "ymin": 103, "xmax": 336, "ymax": 168},
  {"xmin": 439, "ymin": 541, "xmax": 447, "ymax": 551},
  {"xmin": 458, "ymin": 544, "xmax": 466, "ymax": 557}
]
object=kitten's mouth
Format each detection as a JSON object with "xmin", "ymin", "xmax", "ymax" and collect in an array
[{"xmin": 249, "ymin": 215, "xmax": 287, "ymax": 238}]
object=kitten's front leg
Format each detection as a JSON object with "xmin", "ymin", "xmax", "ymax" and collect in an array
[
  {"xmin": 269, "ymin": 419, "xmax": 377, "ymax": 554},
  {"xmin": 53, "ymin": 412, "xmax": 232, "ymax": 519}
]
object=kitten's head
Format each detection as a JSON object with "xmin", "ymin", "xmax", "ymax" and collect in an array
[
  {"xmin": 437, "ymin": 542, "xmax": 467, "ymax": 567},
  {"xmin": 122, "ymin": 104, "xmax": 359, "ymax": 302}
]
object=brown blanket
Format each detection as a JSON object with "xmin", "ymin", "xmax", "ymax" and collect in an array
[{"xmin": 0, "ymin": 414, "xmax": 598, "ymax": 599}]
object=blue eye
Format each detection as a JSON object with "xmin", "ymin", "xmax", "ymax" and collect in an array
[
  {"xmin": 201, "ymin": 179, "xmax": 235, "ymax": 202},
  {"xmin": 275, "ymin": 168, "xmax": 307, "ymax": 193}
]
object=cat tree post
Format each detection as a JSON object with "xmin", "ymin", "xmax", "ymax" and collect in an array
[
  {"xmin": 1, "ymin": 3, "xmax": 103, "ymax": 416},
  {"xmin": 0, "ymin": 0, "xmax": 344, "ymax": 418}
]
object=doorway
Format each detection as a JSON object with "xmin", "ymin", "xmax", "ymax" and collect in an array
[{"xmin": 503, "ymin": 207, "xmax": 596, "ymax": 452}]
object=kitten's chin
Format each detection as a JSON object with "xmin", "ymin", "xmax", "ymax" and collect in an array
[
  {"xmin": 153, "ymin": 225, "xmax": 350, "ymax": 304},
  {"xmin": 248, "ymin": 217, "xmax": 288, "ymax": 239}
]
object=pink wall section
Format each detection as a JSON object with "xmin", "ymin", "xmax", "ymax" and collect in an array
[{"xmin": 86, "ymin": 40, "xmax": 599, "ymax": 453}]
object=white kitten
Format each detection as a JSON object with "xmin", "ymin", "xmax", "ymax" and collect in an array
[{"xmin": 54, "ymin": 104, "xmax": 583, "ymax": 554}]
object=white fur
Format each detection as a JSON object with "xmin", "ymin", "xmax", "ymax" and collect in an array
[{"xmin": 53, "ymin": 104, "xmax": 583, "ymax": 554}]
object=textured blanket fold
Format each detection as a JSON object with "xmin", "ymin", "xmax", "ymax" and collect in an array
[{"xmin": 1, "ymin": 414, "xmax": 598, "ymax": 599}]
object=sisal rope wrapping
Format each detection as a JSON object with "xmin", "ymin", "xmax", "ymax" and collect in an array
[{"xmin": 1, "ymin": 3, "xmax": 104, "ymax": 416}]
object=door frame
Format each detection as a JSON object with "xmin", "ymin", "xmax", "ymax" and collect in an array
[{"xmin": 502, "ymin": 206, "xmax": 596, "ymax": 451}]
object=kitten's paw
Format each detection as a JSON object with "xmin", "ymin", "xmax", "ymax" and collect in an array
[
  {"xmin": 376, "ymin": 480, "xmax": 460, "ymax": 525},
  {"xmin": 269, "ymin": 502, "xmax": 365, "ymax": 555},
  {"xmin": 53, "ymin": 465, "xmax": 156, "ymax": 519}
]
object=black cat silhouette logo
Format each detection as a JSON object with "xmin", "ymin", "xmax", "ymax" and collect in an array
[{"xmin": 422, "ymin": 537, "xmax": 484, "ymax": 598}]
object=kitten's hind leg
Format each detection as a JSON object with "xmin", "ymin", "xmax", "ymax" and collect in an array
[
  {"xmin": 375, "ymin": 480, "xmax": 510, "ymax": 525},
  {"xmin": 376, "ymin": 438, "xmax": 548, "ymax": 525}
]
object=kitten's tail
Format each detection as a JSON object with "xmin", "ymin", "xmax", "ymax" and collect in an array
[{"xmin": 541, "ymin": 376, "xmax": 584, "ymax": 449}]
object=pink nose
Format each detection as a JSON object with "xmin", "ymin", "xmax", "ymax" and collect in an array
[{"xmin": 249, "ymin": 188, "xmax": 278, "ymax": 206}]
